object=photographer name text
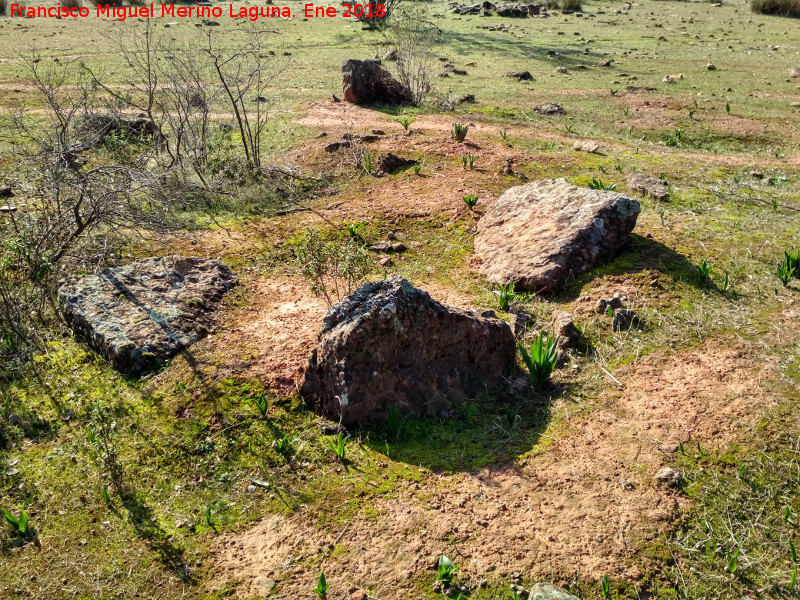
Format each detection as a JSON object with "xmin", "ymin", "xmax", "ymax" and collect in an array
[{"xmin": 9, "ymin": 2, "xmax": 387, "ymax": 22}]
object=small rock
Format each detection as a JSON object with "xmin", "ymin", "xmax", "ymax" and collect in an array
[
  {"xmin": 369, "ymin": 242, "xmax": 392, "ymax": 252},
  {"xmin": 555, "ymin": 66, "xmax": 567, "ymax": 73},
  {"xmin": 550, "ymin": 310, "xmax": 579, "ymax": 349},
  {"xmin": 706, "ymin": 63, "xmax": 717, "ymax": 70},
  {"xmin": 508, "ymin": 70, "xmax": 533, "ymax": 81},
  {"xmin": 512, "ymin": 311, "xmax": 533, "ymax": 337},
  {"xmin": 534, "ymin": 102, "xmax": 565, "ymax": 116},
  {"xmin": 600, "ymin": 59, "xmax": 613, "ymax": 67},
  {"xmin": 655, "ymin": 466, "xmax": 683, "ymax": 486},
  {"xmin": 0, "ymin": 185, "xmax": 13, "ymax": 198},
  {"xmin": 529, "ymin": 582, "xmax": 580, "ymax": 600},
  {"xmin": 751, "ymin": 171, "xmax": 764, "ymax": 179},
  {"xmin": 351, "ymin": 590, "xmax": 368, "ymax": 600},
  {"xmin": 379, "ymin": 256, "xmax": 392, "ymax": 267},
  {"xmin": 573, "ymin": 140, "xmax": 600, "ymax": 153},
  {"xmin": 390, "ymin": 242, "xmax": 407, "ymax": 253},
  {"xmin": 612, "ymin": 308, "xmax": 638, "ymax": 331},
  {"xmin": 8, "ymin": 414, "xmax": 20, "ymax": 425},
  {"xmin": 371, "ymin": 129, "xmax": 385, "ymax": 135},
  {"xmin": 387, "ymin": 231, "xmax": 396, "ymax": 240},
  {"xmin": 246, "ymin": 484, "xmax": 256, "ymax": 493}
]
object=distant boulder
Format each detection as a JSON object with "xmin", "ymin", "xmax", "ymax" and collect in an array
[{"xmin": 342, "ymin": 59, "xmax": 413, "ymax": 106}]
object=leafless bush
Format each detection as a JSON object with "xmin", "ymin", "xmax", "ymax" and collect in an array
[
  {"xmin": 752, "ymin": 0, "xmax": 800, "ymax": 16},
  {"xmin": 391, "ymin": 6, "xmax": 440, "ymax": 106},
  {"xmin": 0, "ymin": 55, "xmax": 179, "ymax": 370},
  {"xmin": 358, "ymin": 0, "xmax": 401, "ymax": 29},
  {"xmin": 0, "ymin": 0, "xmax": 8, "ymax": 16}
]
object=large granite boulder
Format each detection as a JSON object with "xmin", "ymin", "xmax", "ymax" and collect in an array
[
  {"xmin": 301, "ymin": 276, "xmax": 516, "ymax": 426},
  {"xmin": 59, "ymin": 256, "xmax": 237, "ymax": 377},
  {"xmin": 474, "ymin": 178, "xmax": 640, "ymax": 292},
  {"xmin": 342, "ymin": 59, "xmax": 413, "ymax": 106}
]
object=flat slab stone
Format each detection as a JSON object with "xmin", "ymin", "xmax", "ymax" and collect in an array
[
  {"xmin": 474, "ymin": 178, "xmax": 640, "ymax": 292},
  {"xmin": 58, "ymin": 256, "xmax": 237, "ymax": 377}
]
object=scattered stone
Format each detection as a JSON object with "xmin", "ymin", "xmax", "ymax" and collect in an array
[
  {"xmin": 600, "ymin": 59, "xmax": 613, "ymax": 67},
  {"xmin": 550, "ymin": 310, "xmax": 579, "ymax": 349},
  {"xmin": 625, "ymin": 85, "xmax": 657, "ymax": 93},
  {"xmin": 351, "ymin": 590, "xmax": 368, "ymax": 600},
  {"xmin": 379, "ymin": 256, "xmax": 392, "ymax": 267},
  {"xmin": 8, "ymin": 414, "xmax": 20, "ymax": 426},
  {"xmin": 706, "ymin": 63, "xmax": 717, "ymax": 70},
  {"xmin": 529, "ymin": 583, "xmax": 579, "ymax": 600},
  {"xmin": 452, "ymin": 93, "xmax": 476, "ymax": 105},
  {"xmin": 751, "ymin": 171, "xmax": 764, "ymax": 179},
  {"xmin": 202, "ymin": 19, "xmax": 220, "ymax": 26},
  {"xmin": 790, "ymin": 66, "xmax": 800, "ymax": 79},
  {"xmin": 612, "ymin": 308, "xmax": 638, "ymax": 331},
  {"xmin": 451, "ymin": 68, "xmax": 468, "ymax": 76},
  {"xmin": 655, "ymin": 466, "xmax": 683, "ymax": 487},
  {"xmin": 499, "ymin": 158, "xmax": 517, "ymax": 176},
  {"xmin": 246, "ymin": 484, "xmax": 256, "ymax": 493},
  {"xmin": 371, "ymin": 129, "xmax": 385, "ymax": 135},
  {"xmin": 627, "ymin": 172, "xmax": 669, "ymax": 201},
  {"xmin": 474, "ymin": 178, "xmax": 641, "ymax": 292},
  {"xmin": 324, "ymin": 140, "xmax": 352, "ymax": 152},
  {"xmin": 342, "ymin": 58, "xmax": 413, "ymax": 106},
  {"xmin": 555, "ymin": 66, "xmax": 567, "ymax": 73},
  {"xmin": 382, "ymin": 48, "xmax": 398, "ymax": 61},
  {"xmin": 534, "ymin": 102, "xmax": 565, "ymax": 115},
  {"xmin": 508, "ymin": 70, "xmax": 533, "ymax": 81},
  {"xmin": 368, "ymin": 242, "xmax": 392, "ymax": 252},
  {"xmin": 58, "ymin": 256, "xmax": 237, "ymax": 377},
  {"xmin": 0, "ymin": 205, "xmax": 16, "ymax": 214},
  {"xmin": 497, "ymin": 3, "xmax": 531, "ymax": 17},
  {"xmin": 301, "ymin": 276, "xmax": 516, "ymax": 426},
  {"xmin": 376, "ymin": 153, "xmax": 418, "ymax": 174},
  {"xmin": 512, "ymin": 311, "xmax": 533, "ymax": 337},
  {"xmin": 0, "ymin": 185, "xmax": 13, "ymax": 198},
  {"xmin": 573, "ymin": 140, "xmax": 600, "ymax": 153},
  {"xmin": 390, "ymin": 242, "xmax": 407, "ymax": 252}
]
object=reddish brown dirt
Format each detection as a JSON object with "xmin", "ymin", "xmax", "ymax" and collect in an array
[{"xmin": 211, "ymin": 341, "xmax": 766, "ymax": 599}]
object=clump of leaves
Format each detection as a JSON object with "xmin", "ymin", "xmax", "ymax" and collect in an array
[
  {"xmin": 328, "ymin": 431, "xmax": 347, "ymax": 461},
  {"xmin": 362, "ymin": 151, "xmax": 374, "ymax": 175},
  {"xmin": 785, "ymin": 249, "xmax": 800, "ymax": 275},
  {"xmin": 696, "ymin": 258, "xmax": 714, "ymax": 281},
  {"xmin": 499, "ymin": 127, "xmax": 509, "ymax": 141},
  {"xmin": 413, "ymin": 163, "xmax": 422, "ymax": 175},
  {"xmin": 665, "ymin": 127, "xmax": 685, "ymax": 147},
  {"xmin": 385, "ymin": 405, "xmax": 409, "ymax": 442},
  {"xmin": 313, "ymin": 571, "xmax": 331, "ymax": 598},
  {"xmin": 778, "ymin": 259, "xmax": 795, "ymax": 287},
  {"xmin": 601, "ymin": 574, "xmax": 611, "ymax": 599},
  {"xmin": 462, "ymin": 194, "xmax": 479, "ymax": 211},
  {"xmin": 2, "ymin": 506, "xmax": 29, "ymax": 534},
  {"xmin": 437, "ymin": 555, "xmax": 458, "ymax": 584},
  {"xmin": 727, "ymin": 547, "xmax": 740, "ymax": 574},
  {"xmin": 518, "ymin": 331, "xmax": 559, "ymax": 386},
  {"xmin": 452, "ymin": 122, "xmax": 469, "ymax": 142},
  {"xmin": 345, "ymin": 221, "xmax": 365, "ymax": 240},
  {"xmin": 492, "ymin": 281, "xmax": 516, "ymax": 311},
  {"xmin": 273, "ymin": 432, "xmax": 292, "ymax": 459},
  {"xmin": 588, "ymin": 177, "xmax": 617, "ymax": 191},
  {"xmin": 253, "ymin": 392, "xmax": 268, "ymax": 417},
  {"xmin": 393, "ymin": 116, "xmax": 414, "ymax": 130}
]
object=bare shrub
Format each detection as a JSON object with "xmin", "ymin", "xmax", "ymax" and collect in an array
[
  {"xmin": 357, "ymin": 0, "xmax": 401, "ymax": 29},
  {"xmin": 751, "ymin": 0, "xmax": 800, "ymax": 14},
  {"xmin": 391, "ymin": 5, "xmax": 440, "ymax": 106},
  {"xmin": 294, "ymin": 228, "xmax": 373, "ymax": 306},
  {"xmin": 0, "ymin": 0, "xmax": 8, "ymax": 16},
  {"xmin": 0, "ymin": 55, "xmax": 179, "ymax": 370}
]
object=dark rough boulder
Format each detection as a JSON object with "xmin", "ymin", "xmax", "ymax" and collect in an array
[
  {"xmin": 58, "ymin": 256, "xmax": 237, "ymax": 377},
  {"xmin": 342, "ymin": 59, "xmax": 413, "ymax": 106},
  {"xmin": 376, "ymin": 153, "xmax": 417, "ymax": 174},
  {"xmin": 301, "ymin": 276, "xmax": 516, "ymax": 426},
  {"xmin": 550, "ymin": 310, "xmax": 579, "ymax": 349},
  {"xmin": 474, "ymin": 178, "xmax": 641, "ymax": 292},
  {"xmin": 627, "ymin": 172, "xmax": 670, "ymax": 201},
  {"xmin": 534, "ymin": 102, "xmax": 565, "ymax": 115},
  {"xmin": 0, "ymin": 185, "xmax": 13, "ymax": 198}
]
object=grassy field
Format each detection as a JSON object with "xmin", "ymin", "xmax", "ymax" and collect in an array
[{"xmin": 1, "ymin": 0, "xmax": 800, "ymax": 599}]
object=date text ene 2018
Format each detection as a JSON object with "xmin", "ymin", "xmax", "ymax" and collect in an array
[{"xmin": 303, "ymin": 3, "xmax": 387, "ymax": 18}]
